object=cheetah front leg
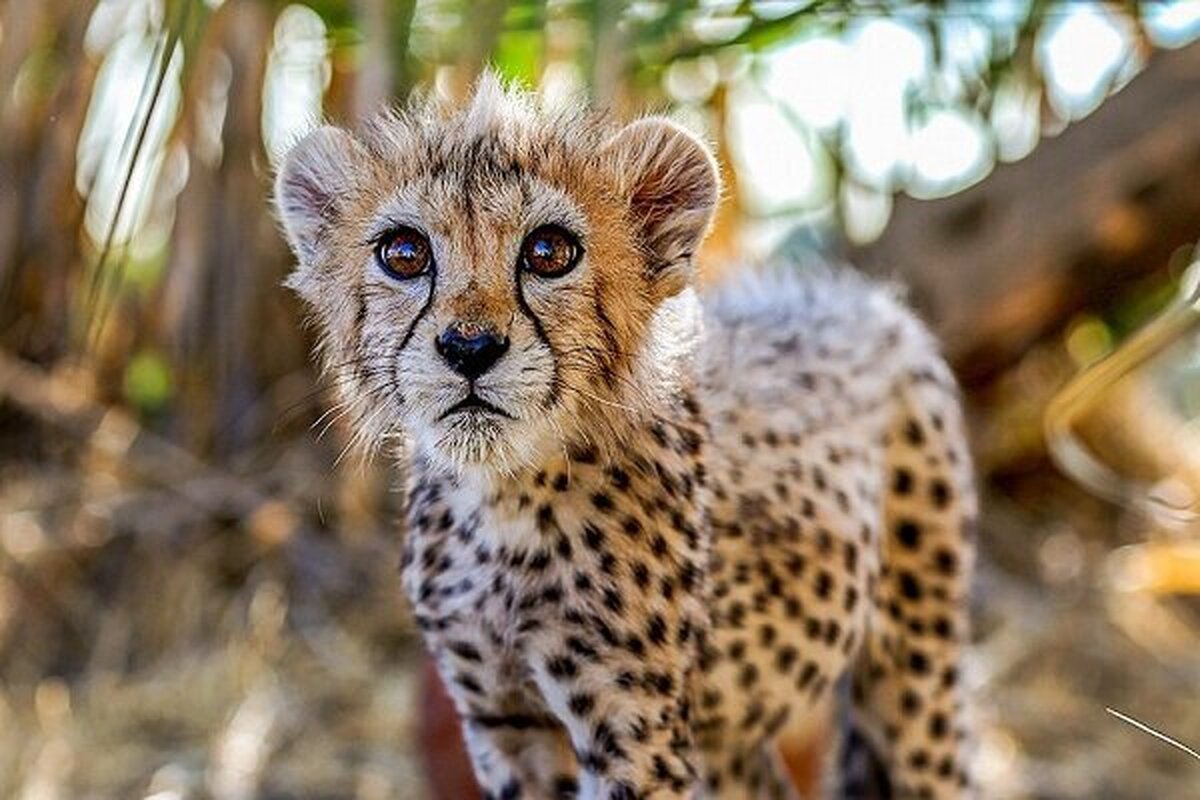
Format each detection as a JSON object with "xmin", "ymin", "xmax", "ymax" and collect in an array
[
  {"xmin": 525, "ymin": 632, "xmax": 700, "ymax": 799},
  {"xmin": 696, "ymin": 744, "xmax": 799, "ymax": 800},
  {"xmin": 430, "ymin": 643, "xmax": 577, "ymax": 799},
  {"xmin": 459, "ymin": 715, "xmax": 579, "ymax": 800}
]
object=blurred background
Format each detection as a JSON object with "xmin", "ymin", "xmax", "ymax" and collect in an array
[{"xmin": 2, "ymin": 0, "xmax": 1200, "ymax": 797}]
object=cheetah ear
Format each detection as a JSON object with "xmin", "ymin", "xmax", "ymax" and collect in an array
[
  {"xmin": 603, "ymin": 118, "xmax": 720, "ymax": 298},
  {"xmin": 274, "ymin": 125, "xmax": 365, "ymax": 266}
]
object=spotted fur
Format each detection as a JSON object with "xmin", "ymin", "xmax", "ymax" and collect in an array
[{"xmin": 275, "ymin": 75, "xmax": 978, "ymax": 799}]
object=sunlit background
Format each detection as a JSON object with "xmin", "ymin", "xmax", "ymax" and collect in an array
[
  {"xmin": 3, "ymin": 1, "xmax": 1200, "ymax": 798},
  {"xmin": 77, "ymin": 0, "xmax": 1200, "ymax": 261}
]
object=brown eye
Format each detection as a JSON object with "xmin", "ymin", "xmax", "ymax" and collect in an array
[
  {"xmin": 376, "ymin": 227, "xmax": 431, "ymax": 279},
  {"xmin": 521, "ymin": 225, "xmax": 581, "ymax": 278}
]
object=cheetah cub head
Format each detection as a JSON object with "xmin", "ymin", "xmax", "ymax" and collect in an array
[{"xmin": 275, "ymin": 76, "xmax": 719, "ymax": 472}]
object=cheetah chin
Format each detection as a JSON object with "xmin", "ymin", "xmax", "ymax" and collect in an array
[{"xmin": 276, "ymin": 72, "xmax": 979, "ymax": 800}]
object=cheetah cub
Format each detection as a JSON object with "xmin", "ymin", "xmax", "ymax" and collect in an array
[{"xmin": 276, "ymin": 76, "xmax": 977, "ymax": 800}]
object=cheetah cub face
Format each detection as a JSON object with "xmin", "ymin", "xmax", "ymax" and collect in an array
[{"xmin": 275, "ymin": 77, "xmax": 719, "ymax": 471}]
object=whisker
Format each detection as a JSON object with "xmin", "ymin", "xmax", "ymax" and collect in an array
[
  {"xmin": 560, "ymin": 381, "xmax": 641, "ymax": 415},
  {"xmin": 1106, "ymin": 707, "xmax": 1200, "ymax": 762}
]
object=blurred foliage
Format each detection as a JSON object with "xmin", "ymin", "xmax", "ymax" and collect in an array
[
  {"xmin": 2, "ymin": 2, "xmax": 1200, "ymax": 797},
  {"xmin": 0, "ymin": 0, "xmax": 1188, "ymax": 453},
  {"xmin": 124, "ymin": 349, "xmax": 173, "ymax": 412}
]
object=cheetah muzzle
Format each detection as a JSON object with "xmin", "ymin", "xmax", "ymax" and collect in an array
[{"xmin": 275, "ymin": 74, "xmax": 979, "ymax": 800}]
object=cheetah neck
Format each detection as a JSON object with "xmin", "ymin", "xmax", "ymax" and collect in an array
[
  {"xmin": 402, "ymin": 289, "xmax": 711, "ymax": 574},
  {"xmin": 408, "ymin": 382, "xmax": 709, "ymax": 542}
]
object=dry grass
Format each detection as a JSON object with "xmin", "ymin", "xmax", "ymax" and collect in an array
[{"xmin": 2, "ymin": 347, "xmax": 1199, "ymax": 799}]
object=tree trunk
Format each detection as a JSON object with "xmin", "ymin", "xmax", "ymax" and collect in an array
[
  {"xmin": 160, "ymin": 0, "xmax": 300, "ymax": 457},
  {"xmin": 858, "ymin": 42, "xmax": 1200, "ymax": 388}
]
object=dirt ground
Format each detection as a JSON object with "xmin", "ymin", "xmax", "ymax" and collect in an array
[{"xmin": 1, "ymin": 391, "xmax": 1198, "ymax": 799}]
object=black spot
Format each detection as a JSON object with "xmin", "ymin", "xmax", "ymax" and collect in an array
[
  {"xmin": 553, "ymin": 775, "xmax": 579, "ymax": 799},
  {"xmin": 934, "ymin": 548, "xmax": 958, "ymax": 575},
  {"xmin": 679, "ymin": 426, "xmax": 703, "ymax": 455},
  {"xmin": 899, "ymin": 571, "xmax": 923, "ymax": 600},
  {"xmin": 608, "ymin": 782, "xmax": 636, "ymax": 800},
  {"xmin": 472, "ymin": 712, "xmax": 556, "ymax": 730},
  {"xmin": 547, "ymin": 655, "xmax": 578, "ymax": 679},
  {"xmin": 651, "ymin": 535, "xmax": 669, "ymax": 558},
  {"xmin": 930, "ymin": 479, "xmax": 951, "ymax": 508},
  {"xmin": 896, "ymin": 518, "xmax": 922, "ymax": 550},
  {"xmin": 679, "ymin": 561, "xmax": 699, "ymax": 592},
  {"xmin": 646, "ymin": 670, "xmax": 674, "ymax": 695},
  {"xmin": 591, "ymin": 492, "xmax": 615, "ymax": 512},
  {"xmin": 607, "ymin": 466, "xmax": 631, "ymax": 491},
  {"xmin": 775, "ymin": 645, "xmax": 799, "ymax": 672},
  {"xmin": 571, "ymin": 443, "xmax": 599, "ymax": 464},
  {"xmin": 455, "ymin": 672, "xmax": 483, "ymax": 694},
  {"xmin": 566, "ymin": 636, "xmax": 598, "ymax": 660},
  {"xmin": 583, "ymin": 524, "xmax": 606, "ymax": 550},
  {"xmin": 603, "ymin": 588, "xmax": 624, "ymax": 612},
  {"xmin": 569, "ymin": 692, "xmax": 596, "ymax": 716},
  {"xmin": 449, "ymin": 641, "xmax": 482, "ymax": 662},
  {"xmin": 625, "ymin": 635, "xmax": 646, "ymax": 657},
  {"xmin": 556, "ymin": 535, "xmax": 574, "ymax": 560},
  {"xmin": 647, "ymin": 614, "xmax": 668, "ymax": 646},
  {"xmin": 738, "ymin": 663, "xmax": 759, "ymax": 688}
]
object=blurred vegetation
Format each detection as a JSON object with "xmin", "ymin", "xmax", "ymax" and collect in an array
[
  {"xmin": 2, "ymin": 0, "xmax": 1190, "ymax": 452},
  {"xmin": 2, "ymin": 1, "xmax": 1200, "ymax": 797}
]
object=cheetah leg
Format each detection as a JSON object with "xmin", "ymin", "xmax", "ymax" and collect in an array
[
  {"xmin": 524, "ymin": 645, "xmax": 698, "ymax": 798},
  {"xmin": 454, "ymin": 706, "xmax": 577, "ymax": 798},
  {"xmin": 695, "ymin": 743, "xmax": 798, "ymax": 800},
  {"xmin": 851, "ymin": 371, "xmax": 977, "ymax": 799},
  {"xmin": 832, "ymin": 712, "xmax": 894, "ymax": 799},
  {"xmin": 747, "ymin": 744, "xmax": 801, "ymax": 800},
  {"xmin": 431, "ymin": 646, "xmax": 576, "ymax": 798},
  {"xmin": 547, "ymin": 687, "xmax": 695, "ymax": 800}
]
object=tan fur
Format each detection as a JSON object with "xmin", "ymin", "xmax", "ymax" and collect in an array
[
  {"xmin": 277, "ymin": 76, "xmax": 717, "ymax": 472},
  {"xmin": 275, "ymin": 75, "xmax": 976, "ymax": 800}
]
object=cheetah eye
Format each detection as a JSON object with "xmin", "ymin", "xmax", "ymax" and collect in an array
[
  {"xmin": 520, "ymin": 225, "xmax": 581, "ymax": 278},
  {"xmin": 376, "ymin": 226, "xmax": 432, "ymax": 279}
]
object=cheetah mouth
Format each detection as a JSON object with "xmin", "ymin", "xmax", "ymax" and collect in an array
[{"xmin": 438, "ymin": 392, "xmax": 515, "ymax": 421}]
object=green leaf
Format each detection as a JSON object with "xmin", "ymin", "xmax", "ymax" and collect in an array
[
  {"xmin": 491, "ymin": 28, "xmax": 543, "ymax": 87},
  {"xmin": 124, "ymin": 350, "xmax": 173, "ymax": 412}
]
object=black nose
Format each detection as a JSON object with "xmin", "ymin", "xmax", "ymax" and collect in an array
[{"xmin": 436, "ymin": 327, "xmax": 510, "ymax": 379}]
